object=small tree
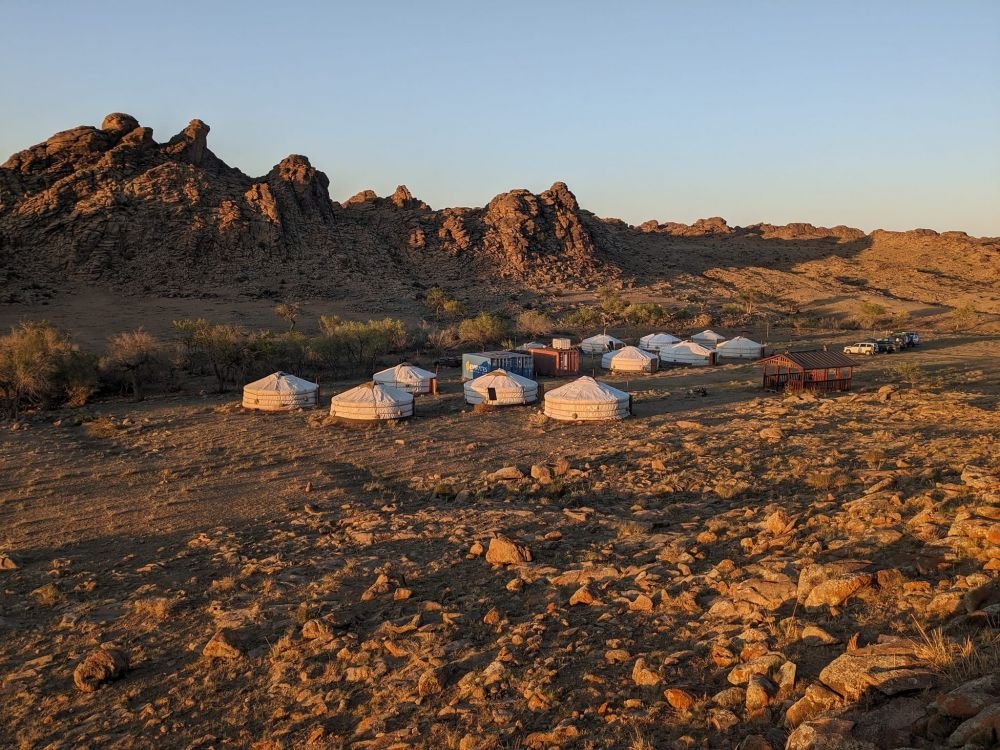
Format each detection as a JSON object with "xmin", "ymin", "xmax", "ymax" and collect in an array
[
  {"xmin": 274, "ymin": 302, "xmax": 301, "ymax": 331},
  {"xmin": 892, "ymin": 362, "xmax": 924, "ymax": 390},
  {"xmin": 103, "ymin": 329, "xmax": 164, "ymax": 402}
]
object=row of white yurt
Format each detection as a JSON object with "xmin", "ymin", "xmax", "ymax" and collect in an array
[
  {"xmin": 543, "ymin": 376, "xmax": 630, "ymax": 421},
  {"xmin": 464, "ymin": 369, "xmax": 538, "ymax": 405},
  {"xmin": 601, "ymin": 345, "xmax": 658, "ymax": 373},
  {"xmin": 373, "ymin": 363, "xmax": 437, "ymax": 394}
]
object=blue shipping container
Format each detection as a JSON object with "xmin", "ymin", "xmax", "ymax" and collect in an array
[{"xmin": 461, "ymin": 351, "xmax": 535, "ymax": 381}]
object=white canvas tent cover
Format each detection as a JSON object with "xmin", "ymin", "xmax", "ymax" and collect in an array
[
  {"xmin": 639, "ymin": 332, "xmax": 681, "ymax": 352},
  {"xmin": 242, "ymin": 371, "xmax": 318, "ymax": 411},
  {"xmin": 373, "ymin": 363, "xmax": 437, "ymax": 394},
  {"xmin": 543, "ymin": 376, "xmax": 630, "ymax": 421},
  {"xmin": 660, "ymin": 340, "xmax": 714, "ymax": 366},
  {"xmin": 715, "ymin": 336, "xmax": 763, "ymax": 359},
  {"xmin": 329, "ymin": 382, "xmax": 414, "ymax": 420},
  {"xmin": 601, "ymin": 345, "xmax": 658, "ymax": 373},
  {"xmin": 580, "ymin": 334, "xmax": 625, "ymax": 354},
  {"xmin": 516, "ymin": 342, "xmax": 546, "ymax": 351},
  {"xmin": 464, "ymin": 368, "xmax": 539, "ymax": 406},
  {"xmin": 692, "ymin": 329, "xmax": 726, "ymax": 346}
]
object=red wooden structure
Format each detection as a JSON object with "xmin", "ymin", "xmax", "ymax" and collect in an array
[
  {"xmin": 530, "ymin": 347, "xmax": 580, "ymax": 376},
  {"xmin": 759, "ymin": 350, "xmax": 857, "ymax": 393}
]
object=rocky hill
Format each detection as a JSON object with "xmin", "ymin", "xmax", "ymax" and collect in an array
[{"xmin": 2, "ymin": 114, "xmax": 998, "ymax": 313}]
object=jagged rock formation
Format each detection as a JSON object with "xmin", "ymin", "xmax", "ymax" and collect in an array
[{"xmin": 1, "ymin": 114, "xmax": 998, "ymax": 310}]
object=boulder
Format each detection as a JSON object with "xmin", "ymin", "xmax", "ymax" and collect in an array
[
  {"xmin": 485, "ymin": 536, "xmax": 532, "ymax": 566},
  {"xmin": 73, "ymin": 647, "xmax": 128, "ymax": 692},
  {"xmin": 818, "ymin": 638, "xmax": 935, "ymax": 702}
]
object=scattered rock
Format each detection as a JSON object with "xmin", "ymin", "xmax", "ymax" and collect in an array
[{"xmin": 202, "ymin": 629, "xmax": 243, "ymax": 659}]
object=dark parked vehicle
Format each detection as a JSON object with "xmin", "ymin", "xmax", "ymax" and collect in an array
[
  {"xmin": 875, "ymin": 338, "xmax": 898, "ymax": 353},
  {"xmin": 894, "ymin": 331, "xmax": 920, "ymax": 347}
]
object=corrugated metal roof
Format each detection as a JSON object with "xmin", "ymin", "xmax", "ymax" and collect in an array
[{"xmin": 760, "ymin": 350, "xmax": 857, "ymax": 369}]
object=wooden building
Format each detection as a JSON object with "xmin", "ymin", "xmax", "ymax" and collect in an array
[
  {"xmin": 759, "ymin": 350, "xmax": 857, "ymax": 393},
  {"xmin": 530, "ymin": 347, "xmax": 580, "ymax": 377}
]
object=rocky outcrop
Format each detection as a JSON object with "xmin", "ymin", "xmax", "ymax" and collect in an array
[{"xmin": 1, "ymin": 113, "xmax": 997, "ymax": 302}]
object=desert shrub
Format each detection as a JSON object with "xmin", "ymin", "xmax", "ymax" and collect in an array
[
  {"xmin": 561, "ymin": 306, "xmax": 600, "ymax": 329},
  {"xmin": 950, "ymin": 303, "xmax": 978, "ymax": 332},
  {"xmin": 0, "ymin": 321, "xmax": 97, "ymax": 417},
  {"xmin": 623, "ymin": 302, "xmax": 667, "ymax": 326},
  {"xmin": 597, "ymin": 287, "xmax": 628, "ymax": 319},
  {"xmin": 424, "ymin": 325, "xmax": 460, "ymax": 352},
  {"xmin": 517, "ymin": 310, "xmax": 554, "ymax": 337},
  {"xmin": 312, "ymin": 316, "xmax": 407, "ymax": 373},
  {"xmin": 892, "ymin": 362, "xmax": 924, "ymax": 390},
  {"xmin": 172, "ymin": 319, "xmax": 271, "ymax": 392},
  {"xmin": 670, "ymin": 307, "xmax": 695, "ymax": 322},
  {"xmin": 102, "ymin": 329, "xmax": 166, "ymax": 402},
  {"xmin": 273, "ymin": 302, "xmax": 301, "ymax": 331},
  {"xmin": 737, "ymin": 288, "xmax": 768, "ymax": 315},
  {"xmin": 458, "ymin": 312, "xmax": 512, "ymax": 347},
  {"xmin": 855, "ymin": 301, "xmax": 888, "ymax": 330}
]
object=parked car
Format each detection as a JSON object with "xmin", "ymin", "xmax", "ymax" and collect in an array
[
  {"xmin": 844, "ymin": 342, "xmax": 877, "ymax": 355},
  {"xmin": 875, "ymin": 338, "xmax": 898, "ymax": 353},
  {"xmin": 901, "ymin": 331, "xmax": 920, "ymax": 346}
]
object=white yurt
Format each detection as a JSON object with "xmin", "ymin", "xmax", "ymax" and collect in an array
[
  {"xmin": 601, "ymin": 345, "xmax": 659, "ymax": 373},
  {"xmin": 242, "ymin": 371, "xmax": 318, "ymax": 411},
  {"xmin": 580, "ymin": 334, "xmax": 625, "ymax": 354},
  {"xmin": 660, "ymin": 340, "xmax": 716, "ymax": 367},
  {"xmin": 715, "ymin": 336, "xmax": 763, "ymax": 360},
  {"xmin": 639, "ymin": 332, "xmax": 681, "ymax": 353},
  {"xmin": 329, "ymin": 382, "xmax": 414, "ymax": 421},
  {"xmin": 373, "ymin": 363, "xmax": 437, "ymax": 394},
  {"xmin": 543, "ymin": 376, "xmax": 631, "ymax": 421},
  {"xmin": 692, "ymin": 329, "xmax": 726, "ymax": 347},
  {"xmin": 464, "ymin": 369, "xmax": 539, "ymax": 406}
]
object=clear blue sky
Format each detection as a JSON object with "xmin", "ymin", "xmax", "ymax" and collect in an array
[{"xmin": 2, "ymin": 1, "xmax": 998, "ymax": 235}]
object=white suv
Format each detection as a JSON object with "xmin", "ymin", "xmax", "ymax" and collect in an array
[{"xmin": 843, "ymin": 342, "xmax": 877, "ymax": 356}]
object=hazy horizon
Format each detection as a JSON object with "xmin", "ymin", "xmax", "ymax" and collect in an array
[{"xmin": 2, "ymin": 0, "xmax": 997, "ymax": 236}]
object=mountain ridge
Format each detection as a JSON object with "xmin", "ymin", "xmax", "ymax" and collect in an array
[{"xmin": 2, "ymin": 114, "xmax": 998, "ymax": 312}]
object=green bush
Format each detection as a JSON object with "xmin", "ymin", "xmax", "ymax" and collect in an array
[
  {"xmin": 313, "ymin": 316, "xmax": 407, "ymax": 373},
  {"xmin": 458, "ymin": 312, "xmax": 512, "ymax": 347},
  {"xmin": 561, "ymin": 306, "xmax": 600, "ymax": 329}
]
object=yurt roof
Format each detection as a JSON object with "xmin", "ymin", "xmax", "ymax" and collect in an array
[
  {"xmin": 546, "ymin": 376, "xmax": 628, "ymax": 402},
  {"xmin": 331, "ymin": 382, "xmax": 413, "ymax": 406},
  {"xmin": 607, "ymin": 345, "xmax": 657, "ymax": 362},
  {"xmin": 642, "ymin": 332, "xmax": 681, "ymax": 346},
  {"xmin": 374, "ymin": 363, "xmax": 436, "ymax": 382},
  {"xmin": 717, "ymin": 336, "xmax": 761, "ymax": 348},
  {"xmin": 582, "ymin": 333, "xmax": 624, "ymax": 345},
  {"xmin": 466, "ymin": 368, "xmax": 537, "ymax": 389},
  {"xmin": 244, "ymin": 371, "xmax": 317, "ymax": 394},
  {"xmin": 669, "ymin": 340, "xmax": 714, "ymax": 356},
  {"xmin": 693, "ymin": 329, "xmax": 726, "ymax": 341}
]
